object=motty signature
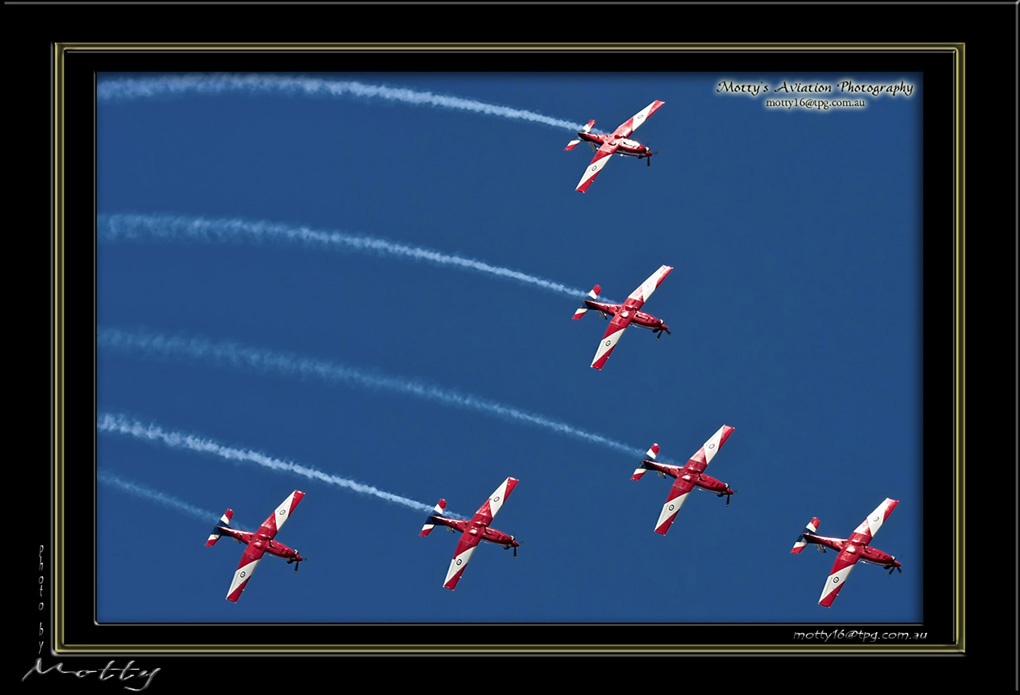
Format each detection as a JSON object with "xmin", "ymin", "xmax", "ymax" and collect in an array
[{"xmin": 22, "ymin": 658, "xmax": 160, "ymax": 692}]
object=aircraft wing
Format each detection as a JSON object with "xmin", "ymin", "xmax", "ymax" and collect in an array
[
  {"xmin": 850, "ymin": 498, "xmax": 898, "ymax": 546},
  {"xmin": 626, "ymin": 264, "xmax": 673, "ymax": 309},
  {"xmin": 254, "ymin": 489, "xmax": 305, "ymax": 540},
  {"xmin": 443, "ymin": 529, "xmax": 483, "ymax": 590},
  {"xmin": 576, "ymin": 142, "xmax": 618, "ymax": 192},
  {"xmin": 591, "ymin": 310, "xmax": 635, "ymax": 370},
  {"xmin": 226, "ymin": 542, "xmax": 267, "ymax": 602},
  {"xmin": 612, "ymin": 100, "xmax": 665, "ymax": 139},
  {"xmin": 818, "ymin": 547, "xmax": 862, "ymax": 607},
  {"xmin": 589, "ymin": 265, "xmax": 672, "ymax": 369},
  {"xmin": 685, "ymin": 425, "xmax": 735, "ymax": 474},
  {"xmin": 653, "ymin": 474, "xmax": 697, "ymax": 535},
  {"xmin": 470, "ymin": 477, "xmax": 519, "ymax": 526}
]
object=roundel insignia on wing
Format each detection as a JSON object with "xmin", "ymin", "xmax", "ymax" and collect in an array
[
  {"xmin": 668, "ymin": 504, "xmax": 675, "ymax": 511},
  {"xmin": 239, "ymin": 571, "xmax": 247, "ymax": 578},
  {"xmin": 456, "ymin": 559, "xmax": 463, "ymax": 566},
  {"xmin": 493, "ymin": 496, "xmax": 501, "ymax": 502},
  {"xmin": 708, "ymin": 443, "xmax": 716, "ymax": 449},
  {"xmin": 604, "ymin": 339, "xmax": 612, "ymax": 346},
  {"xmin": 872, "ymin": 515, "xmax": 880, "ymax": 521},
  {"xmin": 590, "ymin": 165, "xmax": 598, "ymax": 171},
  {"xmin": 832, "ymin": 576, "xmax": 840, "ymax": 584},
  {"xmin": 279, "ymin": 509, "xmax": 286, "ymax": 515}
]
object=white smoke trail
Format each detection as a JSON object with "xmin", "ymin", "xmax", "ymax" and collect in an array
[
  {"xmin": 99, "ymin": 470, "xmax": 222, "ymax": 523},
  {"xmin": 96, "ymin": 74, "xmax": 584, "ymax": 131},
  {"xmin": 98, "ymin": 413, "xmax": 441, "ymax": 515},
  {"xmin": 97, "ymin": 213, "xmax": 588, "ymax": 300},
  {"xmin": 98, "ymin": 327, "xmax": 643, "ymax": 458}
]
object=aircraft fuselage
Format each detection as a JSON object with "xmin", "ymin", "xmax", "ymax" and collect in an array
[
  {"xmin": 576, "ymin": 131, "xmax": 653, "ymax": 158},
  {"xmin": 642, "ymin": 460, "xmax": 733, "ymax": 497},
  {"xmin": 216, "ymin": 526, "xmax": 303, "ymax": 562},
  {"xmin": 799, "ymin": 532, "xmax": 899, "ymax": 569},
  {"xmin": 583, "ymin": 299, "xmax": 668, "ymax": 332},
  {"xmin": 428, "ymin": 515, "xmax": 519, "ymax": 549}
]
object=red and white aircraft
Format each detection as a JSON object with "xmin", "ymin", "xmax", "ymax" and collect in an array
[
  {"xmin": 573, "ymin": 264, "xmax": 673, "ymax": 370},
  {"xmin": 420, "ymin": 477, "xmax": 520, "ymax": 590},
  {"xmin": 632, "ymin": 425, "xmax": 736, "ymax": 535},
  {"xmin": 791, "ymin": 498, "xmax": 902, "ymax": 607},
  {"xmin": 565, "ymin": 100, "xmax": 665, "ymax": 192},
  {"xmin": 205, "ymin": 490, "xmax": 306, "ymax": 602}
]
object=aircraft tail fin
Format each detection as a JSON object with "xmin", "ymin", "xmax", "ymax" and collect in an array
[
  {"xmin": 790, "ymin": 517, "xmax": 820, "ymax": 554},
  {"xmin": 205, "ymin": 509, "xmax": 234, "ymax": 547},
  {"xmin": 565, "ymin": 120, "xmax": 595, "ymax": 150},
  {"xmin": 419, "ymin": 499, "xmax": 447, "ymax": 537},
  {"xmin": 632, "ymin": 443, "xmax": 660, "ymax": 479},
  {"xmin": 572, "ymin": 285, "xmax": 601, "ymax": 320}
]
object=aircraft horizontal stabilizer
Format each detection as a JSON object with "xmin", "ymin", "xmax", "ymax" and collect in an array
[
  {"xmin": 565, "ymin": 121, "xmax": 595, "ymax": 150},
  {"xmin": 420, "ymin": 499, "xmax": 447, "ymax": 537},
  {"xmin": 632, "ymin": 443, "xmax": 660, "ymax": 479},
  {"xmin": 572, "ymin": 285, "xmax": 601, "ymax": 320},
  {"xmin": 205, "ymin": 509, "xmax": 234, "ymax": 547},
  {"xmin": 790, "ymin": 517, "xmax": 820, "ymax": 554}
]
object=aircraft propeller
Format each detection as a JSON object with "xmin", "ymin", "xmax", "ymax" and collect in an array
[
  {"xmin": 717, "ymin": 487, "xmax": 736, "ymax": 506},
  {"xmin": 654, "ymin": 326, "xmax": 671, "ymax": 340},
  {"xmin": 887, "ymin": 562, "xmax": 902, "ymax": 576},
  {"xmin": 506, "ymin": 537, "xmax": 518, "ymax": 558}
]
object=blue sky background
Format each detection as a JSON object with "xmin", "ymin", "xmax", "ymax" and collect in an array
[{"xmin": 95, "ymin": 71, "xmax": 922, "ymax": 624}]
